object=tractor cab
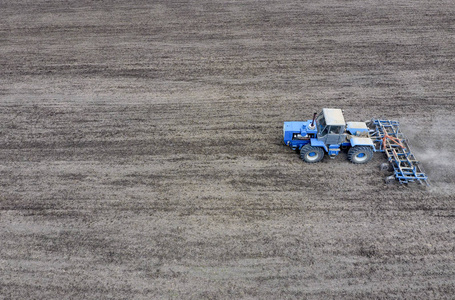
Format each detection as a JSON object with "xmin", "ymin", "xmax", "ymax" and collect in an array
[{"xmin": 316, "ymin": 108, "xmax": 346, "ymax": 145}]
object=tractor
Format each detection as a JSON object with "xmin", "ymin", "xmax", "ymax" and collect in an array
[
  {"xmin": 283, "ymin": 108, "xmax": 430, "ymax": 185},
  {"xmin": 283, "ymin": 108, "xmax": 375, "ymax": 164}
]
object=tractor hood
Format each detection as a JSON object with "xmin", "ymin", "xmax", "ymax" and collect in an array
[{"xmin": 283, "ymin": 120, "xmax": 318, "ymax": 145}]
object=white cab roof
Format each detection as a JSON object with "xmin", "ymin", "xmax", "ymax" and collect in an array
[{"xmin": 323, "ymin": 108, "xmax": 345, "ymax": 126}]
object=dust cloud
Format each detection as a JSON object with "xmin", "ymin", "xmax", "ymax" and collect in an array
[{"xmin": 401, "ymin": 113, "xmax": 455, "ymax": 194}]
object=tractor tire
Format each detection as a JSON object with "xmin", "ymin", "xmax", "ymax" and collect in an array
[
  {"xmin": 300, "ymin": 145, "xmax": 324, "ymax": 163},
  {"xmin": 348, "ymin": 146, "xmax": 373, "ymax": 164}
]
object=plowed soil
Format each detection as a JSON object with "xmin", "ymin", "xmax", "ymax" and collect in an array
[{"xmin": 1, "ymin": 0, "xmax": 455, "ymax": 299}]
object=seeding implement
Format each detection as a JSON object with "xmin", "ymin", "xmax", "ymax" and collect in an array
[{"xmin": 283, "ymin": 108, "xmax": 429, "ymax": 185}]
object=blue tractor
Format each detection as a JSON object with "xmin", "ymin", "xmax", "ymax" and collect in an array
[{"xmin": 283, "ymin": 108, "xmax": 375, "ymax": 163}]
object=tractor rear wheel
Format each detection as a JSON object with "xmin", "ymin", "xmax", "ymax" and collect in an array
[
  {"xmin": 348, "ymin": 146, "xmax": 373, "ymax": 164},
  {"xmin": 300, "ymin": 145, "xmax": 324, "ymax": 163}
]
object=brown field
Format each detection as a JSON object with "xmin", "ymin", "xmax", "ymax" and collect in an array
[{"xmin": 1, "ymin": 0, "xmax": 455, "ymax": 298}]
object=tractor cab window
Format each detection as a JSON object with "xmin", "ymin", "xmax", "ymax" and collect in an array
[
  {"xmin": 329, "ymin": 125, "xmax": 342, "ymax": 134},
  {"xmin": 320, "ymin": 125, "xmax": 342, "ymax": 137},
  {"xmin": 316, "ymin": 113, "xmax": 326, "ymax": 134},
  {"xmin": 320, "ymin": 126, "xmax": 329, "ymax": 136}
]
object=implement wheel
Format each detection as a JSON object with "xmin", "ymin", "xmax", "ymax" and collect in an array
[
  {"xmin": 385, "ymin": 175, "xmax": 396, "ymax": 184},
  {"xmin": 300, "ymin": 145, "xmax": 324, "ymax": 163},
  {"xmin": 348, "ymin": 146, "xmax": 373, "ymax": 164},
  {"xmin": 380, "ymin": 162, "xmax": 393, "ymax": 172}
]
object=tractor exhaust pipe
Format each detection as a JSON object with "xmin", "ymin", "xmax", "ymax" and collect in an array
[
  {"xmin": 311, "ymin": 112, "xmax": 317, "ymax": 126},
  {"xmin": 309, "ymin": 112, "xmax": 317, "ymax": 129}
]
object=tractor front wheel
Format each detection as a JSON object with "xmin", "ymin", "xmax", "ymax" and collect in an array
[
  {"xmin": 348, "ymin": 146, "xmax": 373, "ymax": 164},
  {"xmin": 300, "ymin": 145, "xmax": 324, "ymax": 163}
]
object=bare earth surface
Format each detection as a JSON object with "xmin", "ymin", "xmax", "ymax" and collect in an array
[{"xmin": 1, "ymin": 0, "xmax": 455, "ymax": 299}]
